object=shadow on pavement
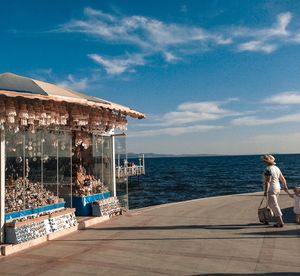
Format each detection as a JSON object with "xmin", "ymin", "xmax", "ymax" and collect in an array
[
  {"xmin": 194, "ymin": 273, "xmax": 300, "ymax": 276},
  {"xmin": 282, "ymin": 207, "xmax": 295, "ymax": 223},
  {"xmin": 245, "ymin": 228, "xmax": 300, "ymax": 237},
  {"xmin": 91, "ymin": 223, "xmax": 262, "ymax": 231}
]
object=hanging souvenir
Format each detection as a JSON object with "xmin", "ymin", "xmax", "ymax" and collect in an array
[
  {"xmin": 40, "ymin": 106, "xmax": 47, "ymax": 126},
  {"xmin": 6, "ymin": 99, "xmax": 17, "ymax": 124},
  {"xmin": 19, "ymin": 103, "xmax": 29, "ymax": 126}
]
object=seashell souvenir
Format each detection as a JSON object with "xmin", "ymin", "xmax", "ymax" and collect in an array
[
  {"xmin": 16, "ymin": 156, "xmax": 23, "ymax": 163},
  {"xmin": 5, "ymin": 177, "xmax": 62, "ymax": 213},
  {"xmin": 19, "ymin": 103, "xmax": 29, "ymax": 126},
  {"xmin": 43, "ymin": 155, "xmax": 49, "ymax": 162}
]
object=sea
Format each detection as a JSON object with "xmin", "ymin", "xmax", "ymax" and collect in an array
[{"xmin": 127, "ymin": 154, "xmax": 300, "ymax": 209}]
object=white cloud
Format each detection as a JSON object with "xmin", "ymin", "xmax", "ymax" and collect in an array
[
  {"xmin": 248, "ymin": 131, "xmax": 300, "ymax": 150},
  {"xmin": 57, "ymin": 6, "xmax": 232, "ymax": 71},
  {"xmin": 129, "ymin": 124, "xmax": 223, "ymax": 137},
  {"xmin": 163, "ymin": 52, "xmax": 180, "ymax": 63},
  {"xmin": 59, "ymin": 9, "xmax": 231, "ymax": 51},
  {"xmin": 271, "ymin": 12, "xmax": 292, "ymax": 37},
  {"xmin": 30, "ymin": 68, "xmax": 54, "ymax": 81},
  {"xmin": 135, "ymin": 99, "xmax": 240, "ymax": 129},
  {"xmin": 128, "ymin": 99, "xmax": 240, "ymax": 139},
  {"xmin": 234, "ymin": 12, "xmax": 292, "ymax": 39},
  {"xmin": 84, "ymin": 7, "xmax": 116, "ymax": 22},
  {"xmin": 178, "ymin": 100, "xmax": 237, "ymax": 113},
  {"xmin": 231, "ymin": 112, "xmax": 300, "ymax": 126},
  {"xmin": 237, "ymin": 41, "xmax": 277, "ymax": 54},
  {"xmin": 56, "ymin": 74, "xmax": 88, "ymax": 91},
  {"xmin": 88, "ymin": 53, "xmax": 145, "ymax": 75},
  {"xmin": 235, "ymin": 12, "xmax": 294, "ymax": 53},
  {"xmin": 57, "ymin": 9, "xmax": 300, "ymax": 73},
  {"xmin": 264, "ymin": 91, "xmax": 300, "ymax": 105}
]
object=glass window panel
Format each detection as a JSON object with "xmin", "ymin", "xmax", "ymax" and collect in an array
[
  {"xmin": 115, "ymin": 135, "xmax": 128, "ymax": 209},
  {"xmin": 5, "ymin": 129, "xmax": 25, "ymax": 213},
  {"xmin": 92, "ymin": 134, "xmax": 107, "ymax": 194},
  {"xmin": 92, "ymin": 135, "xmax": 103, "ymax": 181},
  {"xmin": 57, "ymin": 131, "xmax": 72, "ymax": 198},
  {"xmin": 72, "ymin": 131, "xmax": 111, "ymax": 197},
  {"xmin": 42, "ymin": 129, "xmax": 58, "ymax": 196},
  {"xmin": 24, "ymin": 129, "xmax": 43, "ymax": 209},
  {"xmin": 102, "ymin": 136, "xmax": 113, "ymax": 192},
  {"xmin": 5, "ymin": 128, "xmax": 64, "ymax": 215}
]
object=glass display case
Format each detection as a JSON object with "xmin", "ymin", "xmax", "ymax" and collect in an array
[
  {"xmin": 115, "ymin": 135, "xmax": 129, "ymax": 209},
  {"xmin": 3, "ymin": 128, "xmax": 117, "ymax": 243},
  {"xmin": 42, "ymin": 129, "xmax": 72, "ymax": 199},
  {"xmin": 101, "ymin": 136, "xmax": 113, "ymax": 192},
  {"xmin": 4, "ymin": 127, "xmax": 133, "ymax": 221},
  {"xmin": 5, "ymin": 129, "xmax": 67, "ymax": 217},
  {"xmin": 72, "ymin": 131, "xmax": 110, "ymax": 197}
]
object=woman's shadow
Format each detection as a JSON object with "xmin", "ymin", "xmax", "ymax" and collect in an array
[
  {"xmin": 281, "ymin": 206, "xmax": 295, "ymax": 223},
  {"xmin": 246, "ymin": 206, "xmax": 299, "ymax": 237}
]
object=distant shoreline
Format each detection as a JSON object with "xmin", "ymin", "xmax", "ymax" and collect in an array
[{"xmin": 127, "ymin": 152, "xmax": 300, "ymax": 158}]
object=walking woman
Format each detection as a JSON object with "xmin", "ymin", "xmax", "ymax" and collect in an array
[{"xmin": 262, "ymin": 155, "xmax": 291, "ymax": 227}]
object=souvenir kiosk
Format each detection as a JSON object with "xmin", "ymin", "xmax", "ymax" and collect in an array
[{"xmin": 0, "ymin": 73, "xmax": 144, "ymax": 246}]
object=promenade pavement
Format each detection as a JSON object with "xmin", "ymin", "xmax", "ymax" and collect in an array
[{"xmin": 0, "ymin": 192, "xmax": 300, "ymax": 275}]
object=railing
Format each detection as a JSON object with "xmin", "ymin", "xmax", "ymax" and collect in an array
[{"xmin": 115, "ymin": 154, "xmax": 145, "ymax": 179}]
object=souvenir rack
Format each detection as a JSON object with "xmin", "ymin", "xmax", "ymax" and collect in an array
[{"xmin": 5, "ymin": 208, "xmax": 77, "ymax": 244}]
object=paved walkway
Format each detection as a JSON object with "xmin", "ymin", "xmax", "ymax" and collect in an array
[{"xmin": 0, "ymin": 192, "xmax": 300, "ymax": 275}]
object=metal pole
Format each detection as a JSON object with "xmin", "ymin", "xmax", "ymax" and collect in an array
[
  {"xmin": 41, "ymin": 131, "xmax": 44, "ymax": 189},
  {"xmin": 117, "ymin": 153, "xmax": 120, "ymax": 179},
  {"xmin": 111, "ymin": 134, "xmax": 116, "ymax": 197},
  {"xmin": 143, "ymin": 154, "xmax": 145, "ymax": 175},
  {"xmin": 125, "ymin": 135, "xmax": 129, "ymax": 209},
  {"xmin": 0, "ymin": 130, "xmax": 5, "ymax": 243},
  {"xmin": 70, "ymin": 130, "xmax": 72, "ymax": 208},
  {"xmin": 101, "ymin": 137, "xmax": 104, "ymax": 185},
  {"xmin": 23, "ymin": 132, "xmax": 26, "ymax": 210},
  {"xmin": 56, "ymin": 137, "xmax": 59, "ymax": 197}
]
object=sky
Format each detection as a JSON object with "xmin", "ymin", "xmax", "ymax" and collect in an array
[{"xmin": 1, "ymin": 0, "xmax": 300, "ymax": 155}]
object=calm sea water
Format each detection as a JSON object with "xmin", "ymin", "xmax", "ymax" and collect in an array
[{"xmin": 128, "ymin": 154, "xmax": 300, "ymax": 209}]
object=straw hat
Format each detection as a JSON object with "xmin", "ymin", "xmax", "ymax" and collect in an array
[{"xmin": 261, "ymin": 154, "xmax": 276, "ymax": 165}]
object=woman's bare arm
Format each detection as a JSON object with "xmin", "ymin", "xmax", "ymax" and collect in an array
[{"xmin": 279, "ymin": 174, "xmax": 292, "ymax": 196}]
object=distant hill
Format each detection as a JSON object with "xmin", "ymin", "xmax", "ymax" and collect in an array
[{"xmin": 127, "ymin": 152, "xmax": 217, "ymax": 158}]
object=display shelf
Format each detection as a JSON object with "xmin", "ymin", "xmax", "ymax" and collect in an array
[
  {"xmin": 64, "ymin": 192, "xmax": 111, "ymax": 216},
  {"xmin": 5, "ymin": 208, "xmax": 77, "ymax": 244},
  {"xmin": 5, "ymin": 202, "xmax": 65, "ymax": 222},
  {"xmin": 92, "ymin": 197, "xmax": 122, "ymax": 217},
  {"xmin": 5, "ymin": 214, "xmax": 50, "ymax": 228},
  {"xmin": 49, "ymin": 208, "xmax": 77, "ymax": 233}
]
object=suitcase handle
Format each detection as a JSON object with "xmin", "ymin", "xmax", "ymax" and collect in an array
[{"xmin": 258, "ymin": 195, "xmax": 268, "ymax": 209}]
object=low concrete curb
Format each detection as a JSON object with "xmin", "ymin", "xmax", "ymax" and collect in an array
[{"xmin": 1, "ymin": 215, "xmax": 110, "ymax": 256}]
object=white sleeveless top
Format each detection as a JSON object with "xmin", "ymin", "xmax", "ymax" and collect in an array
[{"xmin": 264, "ymin": 165, "xmax": 281, "ymax": 191}]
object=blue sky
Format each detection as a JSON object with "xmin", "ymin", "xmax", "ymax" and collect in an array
[{"xmin": 2, "ymin": 0, "xmax": 300, "ymax": 155}]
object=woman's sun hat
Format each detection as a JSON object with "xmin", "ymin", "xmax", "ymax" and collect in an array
[{"xmin": 261, "ymin": 154, "xmax": 276, "ymax": 165}]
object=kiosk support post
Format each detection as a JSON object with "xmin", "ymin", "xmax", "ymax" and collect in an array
[
  {"xmin": 0, "ymin": 130, "xmax": 5, "ymax": 243},
  {"xmin": 112, "ymin": 135, "xmax": 116, "ymax": 197}
]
